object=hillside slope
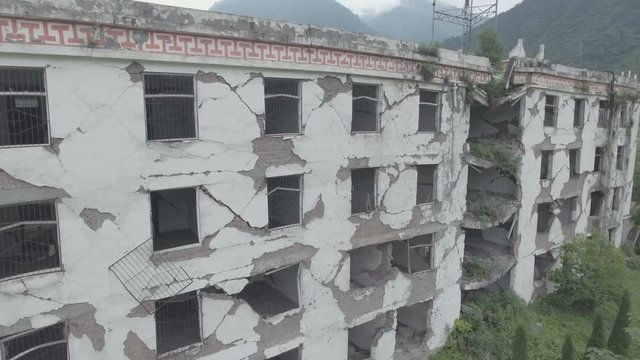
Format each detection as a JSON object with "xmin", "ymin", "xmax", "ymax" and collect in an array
[
  {"xmin": 210, "ymin": 0, "xmax": 372, "ymax": 34},
  {"xmin": 362, "ymin": 0, "xmax": 460, "ymax": 43},
  {"xmin": 442, "ymin": 0, "xmax": 640, "ymax": 73}
]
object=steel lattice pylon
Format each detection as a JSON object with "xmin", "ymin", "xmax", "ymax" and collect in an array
[{"xmin": 432, "ymin": 0, "xmax": 498, "ymax": 53}]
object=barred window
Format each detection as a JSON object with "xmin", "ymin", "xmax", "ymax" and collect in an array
[
  {"xmin": 352, "ymin": 84, "xmax": 379, "ymax": 132},
  {"xmin": 0, "ymin": 323, "xmax": 68, "ymax": 360},
  {"xmin": 151, "ymin": 188, "xmax": 199, "ymax": 251},
  {"xmin": 155, "ymin": 291, "xmax": 202, "ymax": 355},
  {"xmin": 598, "ymin": 100, "xmax": 609, "ymax": 128},
  {"xmin": 544, "ymin": 95, "xmax": 558, "ymax": 127},
  {"xmin": 267, "ymin": 175, "xmax": 302, "ymax": 229},
  {"xmin": 265, "ymin": 79, "xmax": 300, "ymax": 135},
  {"xmin": 418, "ymin": 90, "xmax": 440, "ymax": 132},
  {"xmin": 392, "ymin": 234, "xmax": 434, "ymax": 274},
  {"xmin": 416, "ymin": 165, "xmax": 437, "ymax": 204},
  {"xmin": 0, "ymin": 201, "xmax": 61, "ymax": 281},
  {"xmin": 351, "ymin": 168, "xmax": 377, "ymax": 215},
  {"xmin": 0, "ymin": 68, "xmax": 49, "ymax": 147},
  {"xmin": 144, "ymin": 74, "xmax": 197, "ymax": 141}
]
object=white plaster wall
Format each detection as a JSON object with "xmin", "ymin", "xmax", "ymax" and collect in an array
[{"xmin": 0, "ymin": 51, "xmax": 469, "ymax": 360}]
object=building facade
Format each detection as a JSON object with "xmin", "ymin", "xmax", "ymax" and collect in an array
[{"xmin": 0, "ymin": 1, "xmax": 637, "ymax": 360}]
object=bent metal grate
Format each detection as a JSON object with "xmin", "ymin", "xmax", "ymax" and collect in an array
[{"xmin": 109, "ymin": 238, "xmax": 193, "ymax": 313}]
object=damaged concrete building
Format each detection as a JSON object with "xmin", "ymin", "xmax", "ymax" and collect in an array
[{"xmin": 0, "ymin": 0, "xmax": 638, "ymax": 359}]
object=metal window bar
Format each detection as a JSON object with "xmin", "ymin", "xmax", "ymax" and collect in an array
[
  {"xmin": 598, "ymin": 101, "xmax": 609, "ymax": 128},
  {"xmin": 144, "ymin": 74, "xmax": 197, "ymax": 141},
  {"xmin": 406, "ymin": 235, "xmax": 434, "ymax": 274},
  {"xmin": 0, "ymin": 68, "xmax": 49, "ymax": 147},
  {"xmin": 1, "ymin": 323, "xmax": 68, "ymax": 360},
  {"xmin": 0, "ymin": 202, "xmax": 61, "ymax": 281},
  {"xmin": 419, "ymin": 90, "xmax": 440, "ymax": 132},
  {"xmin": 264, "ymin": 79, "xmax": 301, "ymax": 135},
  {"xmin": 543, "ymin": 96, "xmax": 558, "ymax": 127},
  {"xmin": 154, "ymin": 291, "xmax": 202, "ymax": 355},
  {"xmin": 569, "ymin": 149, "xmax": 579, "ymax": 176},
  {"xmin": 267, "ymin": 175, "xmax": 302, "ymax": 228},
  {"xmin": 108, "ymin": 238, "xmax": 194, "ymax": 314},
  {"xmin": 352, "ymin": 84, "xmax": 379, "ymax": 132}
]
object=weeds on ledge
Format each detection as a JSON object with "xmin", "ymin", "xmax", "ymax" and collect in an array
[
  {"xmin": 421, "ymin": 61, "xmax": 437, "ymax": 82},
  {"xmin": 469, "ymin": 140, "xmax": 521, "ymax": 178},
  {"xmin": 463, "ymin": 261, "xmax": 491, "ymax": 280},
  {"xmin": 417, "ymin": 43, "xmax": 439, "ymax": 58}
]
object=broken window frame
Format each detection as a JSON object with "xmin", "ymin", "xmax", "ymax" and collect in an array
[
  {"xmin": 149, "ymin": 187, "xmax": 200, "ymax": 252},
  {"xmin": 0, "ymin": 322, "xmax": 69, "ymax": 360},
  {"xmin": 598, "ymin": 100, "xmax": 609, "ymax": 128},
  {"xmin": 416, "ymin": 164, "xmax": 437, "ymax": 205},
  {"xmin": 612, "ymin": 187, "xmax": 621, "ymax": 211},
  {"xmin": 608, "ymin": 228, "xmax": 617, "ymax": 243},
  {"xmin": 143, "ymin": 73, "xmax": 198, "ymax": 142},
  {"xmin": 573, "ymin": 98, "xmax": 585, "ymax": 128},
  {"xmin": 543, "ymin": 95, "xmax": 558, "ymax": 128},
  {"xmin": 616, "ymin": 146, "xmax": 625, "ymax": 170},
  {"xmin": 267, "ymin": 175, "xmax": 303, "ymax": 229},
  {"xmin": 237, "ymin": 264, "xmax": 301, "ymax": 318},
  {"xmin": 0, "ymin": 201, "xmax": 62, "ymax": 282},
  {"xmin": 351, "ymin": 168, "xmax": 378, "ymax": 215},
  {"xmin": 351, "ymin": 83, "xmax": 380, "ymax": 133},
  {"xmin": 418, "ymin": 89, "xmax": 440, "ymax": 132},
  {"xmin": 569, "ymin": 148, "xmax": 580, "ymax": 177},
  {"xmin": 0, "ymin": 67, "xmax": 51, "ymax": 148},
  {"xmin": 589, "ymin": 191, "xmax": 604, "ymax": 217},
  {"xmin": 154, "ymin": 290, "xmax": 203, "ymax": 357},
  {"xmin": 540, "ymin": 150, "xmax": 553, "ymax": 181},
  {"xmin": 392, "ymin": 234, "xmax": 435, "ymax": 275},
  {"xmin": 536, "ymin": 203, "xmax": 553, "ymax": 233},
  {"xmin": 264, "ymin": 78, "xmax": 302, "ymax": 135},
  {"xmin": 594, "ymin": 147, "xmax": 604, "ymax": 172}
]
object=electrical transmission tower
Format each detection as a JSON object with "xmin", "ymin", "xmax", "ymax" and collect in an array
[{"xmin": 432, "ymin": 0, "xmax": 498, "ymax": 53}]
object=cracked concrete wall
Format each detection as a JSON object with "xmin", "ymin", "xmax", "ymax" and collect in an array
[
  {"xmin": 0, "ymin": 48, "xmax": 469, "ymax": 359},
  {"xmin": 511, "ymin": 88, "xmax": 640, "ymax": 301}
]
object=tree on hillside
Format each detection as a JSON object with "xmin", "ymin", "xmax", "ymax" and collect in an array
[
  {"xmin": 512, "ymin": 325, "xmax": 529, "ymax": 360},
  {"xmin": 562, "ymin": 335, "xmax": 576, "ymax": 360},
  {"xmin": 608, "ymin": 291, "xmax": 631, "ymax": 356},
  {"xmin": 587, "ymin": 314, "xmax": 607, "ymax": 350},
  {"xmin": 475, "ymin": 29, "xmax": 504, "ymax": 70}
]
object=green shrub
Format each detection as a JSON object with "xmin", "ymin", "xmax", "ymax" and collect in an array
[
  {"xmin": 454, "ymin": 318, "xmax": 472, "ymax": 335},
  {"xmin": 463, "ymin": 261, "xmax": 490, "ymax": 280},
  {"xmin": 586, "ymin": 314, "xmax": 606, "ymax": 350},
  {"xmin": 476, "ymin": 29, "xmax": 504, "ymax": 70},
  {"xmin": 479, "ymin": 78, "xmax": 508, "ymax": 108},
  {"xmin": 469, "ymin": 140, "xmax": 521, "ymax": 178},
  {"xmin": 549, "ymin": 232, "xmax": 629, "ymax": 310},
  {"xmin": 420, "ymin": 61, "xmax": 436, "ymax": 81},
  {"xmin": 562, "ymin": 335, "xmax": 576, "ymax": 360},
  {"xmin": 417, "ymin": 43, "xmax": 439, "ymax": 58},
  {"xmin": 512, "ymin": 325, "xmax": 529, "ymax": 359},
  {"xmin": 608, "ymin": 291, "xmax": 631, "ymax": 356},
  {"xmin": 584, "ymin": 347, "xmax": 625, "ymax": 360}
]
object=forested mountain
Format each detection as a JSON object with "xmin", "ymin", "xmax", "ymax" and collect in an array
[
  {"xmin": 210, "ymin": 0, "xmax": 459, "ymax": 43},
  {"xmin": 362, "ymin": 0, "xmax": 460, "ymax": 43},
  {"xmin": 442, "ymin": 0, "xmax": 640, "ymax": 73},
  {"xmin": 210, "ymin": 0, "xmax": 372, "ymax": 34}
]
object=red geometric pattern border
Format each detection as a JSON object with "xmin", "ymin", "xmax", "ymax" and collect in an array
[{"xmin": 0, "ymin": 17, "xmax": 421, "ymax": 76}]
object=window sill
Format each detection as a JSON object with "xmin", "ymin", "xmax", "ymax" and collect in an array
[
  {"xmin": 351, "ymin": 131, "xmax": 381, "ymax": 135},
  {"xmin": 0, "ymin": 142, "xmax": 51, "ymax": 149},
  {"xmin": 264, "ymin": 307, "xmax": 301, "ymax": 324},
  {"xmin": 268, "ymin": 223, "xmax": 302, "ymax": 232},
  {"xmin": 157, "ymin": 342, "xmax": 203, "ymax": 359},
  {"xmin": 350, "ymin": 210, "xmax": 378, "ymax": 219},
  {"xmin": 0, "ymin": 267, "xmax": 64, "ymax": 284},
  {"xmin": 152, "ymin": 241, "xmax": 201, "ymax": 255},
  {"xmin": 265, "ymin": 132, "xmax": 303, "ymax": 137},
  {"xmin": 147, "ymin": 137, "xmax": 199, "ymax": 144}
]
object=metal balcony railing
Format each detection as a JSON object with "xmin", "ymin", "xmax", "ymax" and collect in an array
[{"xmin": 109, "ymin": 238, "xmax": 193, "ymax": 313}]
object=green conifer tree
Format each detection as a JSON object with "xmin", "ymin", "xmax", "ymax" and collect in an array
[
  {"xmin": 512, "ymin": 325, "xmax": 529, "ymax": 360},
  {"xmin": 587, "ymin": 314, "xmax": 606, "ymax": 350},
  {"xmin": 562, "ymin": 335, "xmax": 575, "ymax": 360},
  {"xmin": 608, "ymin": 291, "xmax": 631, "ymax": 356}
]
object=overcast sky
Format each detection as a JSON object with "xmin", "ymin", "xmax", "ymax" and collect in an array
[{"xmin": 136, "ymin": 0, "xmax": 523, "ymax": 16}]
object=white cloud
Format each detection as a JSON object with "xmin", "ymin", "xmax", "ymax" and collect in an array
[{"xmin": 335, "ymin": 0, "xmax": 402, "ymax": 16}]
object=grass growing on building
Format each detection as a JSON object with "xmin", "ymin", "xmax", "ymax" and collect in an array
[
  {"xmin": 432, "ymin": 234, "xmax": 640, "ymax": 360},
  {"xmin": 469, "ymin": 140, "xmax": 521, "ymax": 178},
  {"xmin": 479, "ymin": 78, "xmax": 508, "ymax": 108},
  {"xmin": 420, "ymin": 61, "xmax": 437, "ymax": 81},
  {"xmin": 416, "ymin": 43, "xmax": 440, "ymax": 58},
  {"xmin": 462, "ymin": 261, "xmax": 491, "ymax": 280}
]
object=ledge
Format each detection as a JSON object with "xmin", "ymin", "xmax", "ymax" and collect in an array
[{"xmin": 461, "ymin": 240, "xmax": 515, "ymax": 291}]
